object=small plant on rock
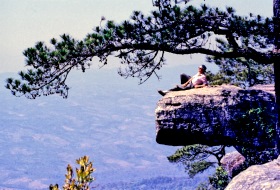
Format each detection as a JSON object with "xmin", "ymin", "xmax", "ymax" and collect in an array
[{"xmin": 209, "ymin": 166, "xmax": 230, "ymax": 190}]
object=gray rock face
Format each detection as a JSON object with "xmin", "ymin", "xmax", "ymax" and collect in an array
[
  {"xmin": 155, "ymin": 85, "xmax": 276, "ymax": 146},
  {"xmin": 225, "ymin": 155, "xmax": 280, "ymax": 190}
]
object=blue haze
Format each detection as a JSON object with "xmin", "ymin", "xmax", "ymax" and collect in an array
[{"xmin": 0, "ymin": 64, "xmax": 212, "ymax": 189}]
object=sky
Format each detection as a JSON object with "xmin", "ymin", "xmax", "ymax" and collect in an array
[{"xmin": 0, "ymin": 0, "xmax": 274, "ymax": 74}]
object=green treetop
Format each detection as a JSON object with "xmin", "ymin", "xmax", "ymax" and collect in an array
[{"xmin": 6, "ymin": 0, "xmax": 278, "ymax": 99}]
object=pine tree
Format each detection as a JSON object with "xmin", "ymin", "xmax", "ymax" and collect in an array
[{"xmin": 5, "ymin": 0, "xmax": 280, "ymax": 153}]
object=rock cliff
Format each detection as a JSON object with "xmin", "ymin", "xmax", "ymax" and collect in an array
[
  {"xmin": 225, "ymin": 155, "xmax": 280, "ymax": 190},
  {"xmin": 155, "ymin": 84, "xmax": 279, "ymax": 164}
]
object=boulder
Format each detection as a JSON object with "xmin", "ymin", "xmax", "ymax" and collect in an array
[
  {"xmin": 225, "ymin": 155, "xmax": 280, "ymax": 190},
  {"xmin": 220, "ymin": 151, "xmax": 245, "ymax": 178}
]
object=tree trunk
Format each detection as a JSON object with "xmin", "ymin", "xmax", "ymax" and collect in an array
[{"xmin": 273, "ymin": 0, "xmax": 280, "ymax": 154}]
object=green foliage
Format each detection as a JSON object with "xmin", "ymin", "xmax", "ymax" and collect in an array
[
  {"xmin": 234, "ymin": 107, "xmax": 278, "ymax": 165},
  {"xmin": 188, "ymin": 161, "xmax": 215, "ymax": 178},
  {"xmin": 188, "ymin": 166, "xmax": 230, "ymax": 190},
  {"xmin": 6, "ymin": 0, "xmax": 276, "ymax": 98},
  {"xmin": 208, "ymin": 166, "xmax": 230, "ymax": 190},
  {"xmin": 49, "ymin": 156, "xmax": 96, "ymax": 190},
  {"xmin": 168, "ymin": 145, "xmax": 225, "ymax": 178},
  {"xmin": 236, "ymin": 107, "xmax": 276, "ymax": 144},
  {"xmin": 206, "ymin": 57, "xmax": 274, "ymax": 88}
]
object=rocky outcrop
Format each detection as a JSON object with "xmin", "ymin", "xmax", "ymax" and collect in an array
[
  {"xmin": 221, "ymin": 151, "xmax": 245, "ymax": 178},
  {"xmin": 225, "ymin": 155, "xmax": 280, "ymax": 190},
  {"xmin": 155, "ymin": 84, "xmax": 279, "ymax": 163}
]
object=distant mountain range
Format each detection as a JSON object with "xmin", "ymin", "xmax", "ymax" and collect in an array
[{"xmin": 0, "ymin": 65, "xmax": 210, "ymax": 189}]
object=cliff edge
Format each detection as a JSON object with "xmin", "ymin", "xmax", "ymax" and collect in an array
[{"xmin": 155, "ymin": 84, "xmax": 279, "ymax": 164}]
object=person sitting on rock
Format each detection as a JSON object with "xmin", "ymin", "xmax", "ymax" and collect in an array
[{"xmin": 158, "ymin": 64, "xmax": 208, "ymax": 96}]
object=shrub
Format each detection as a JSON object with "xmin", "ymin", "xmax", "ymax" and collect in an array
[{"xmin": 49, "ymin": 156, "xmax": 96, "ymax": 190}]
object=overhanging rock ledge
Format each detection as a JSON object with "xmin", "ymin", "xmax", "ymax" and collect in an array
[{"xmin": 155, "ymin": 84, "xmax": 277, "ymax": 149}]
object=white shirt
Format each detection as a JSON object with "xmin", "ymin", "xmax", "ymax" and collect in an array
[{"xmin": 191, "ymin": 73, "xmax": 208, "ymax": 86}]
